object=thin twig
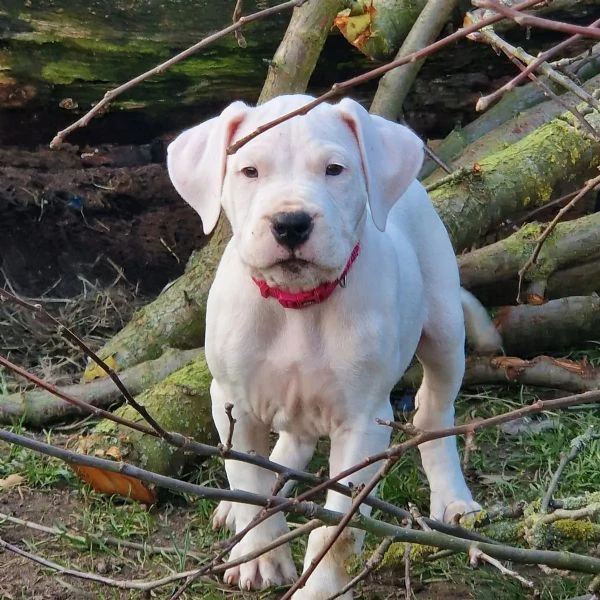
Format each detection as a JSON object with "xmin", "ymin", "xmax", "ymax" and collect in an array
[
  {"xmin": 474, "ymin": 0, "xmax": 600, "ymax": 40},
  {"xmin": 49, "ymin": 0, "xmax": 307, "ymax": 148},
  {"xmin": 232, "ymin": 0, "xmax": 247, "ymax": 48},
  {"xmin": 0, "ymin": 511, "xmax": 204, "ymax": 561},
  {"xmin": 517, "ymin": 172, "xmax": 600, "ymax": 302},
  {"xmin": 469, "ymin": 546, "xmax": 535, "ymax": 588},
  {"xmin": 476, "ymin": 16, "xmax": 600, "ymax": 112},
  {"xmin": 540, "ymin": 425, "xmax": 598, "ymax": 513},
  {"xmin": 222, "ymin": 402, "xmax": 236, "ymax": 452}
]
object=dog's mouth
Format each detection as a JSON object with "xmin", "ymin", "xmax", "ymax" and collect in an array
[{"xmin": 276, "ymin": 257, "xmax": 312, "ymax": 274}]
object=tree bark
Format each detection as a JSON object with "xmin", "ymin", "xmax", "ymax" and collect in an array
[
  {"xmin": 370, "ymin": 0, "xmax": 459, "ymax": 120},
  {"xmin": 401, "ymin": 354, "xmax": 600, "ymax": 393},
  {"xmin": 259, "ymin": 0, "xmax": 346, "ymax": 102},
  {"xmin": 496, "ymin": 295, "xmax": 600, "ymax": 356},
  {"xmin": 458, "ymin": 212, "xmax": 600, "ymax": 292},
  {"xmin": 0, "ymin": 349, "xmax": 201, "ymax": 427},
  {"xmin": 420, "ymin": 53, "xmax": 600, "ymax": 181},
  {"xmin": 334, "ymin": 0, "xmax": 428, "ymax": 61},
  {"xmin": 430, "ymin": 105, "xmax": 600, "ymax": 252}
]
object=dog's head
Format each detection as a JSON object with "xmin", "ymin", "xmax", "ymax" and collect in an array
[{"xmin": 167, "ymin": 95, "xmax": 423, "ymax": 292}]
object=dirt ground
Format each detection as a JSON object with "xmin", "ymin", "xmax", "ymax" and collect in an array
[{"xmin": 0, "ymin": 143, "xmax": 205, "ymax": 300}]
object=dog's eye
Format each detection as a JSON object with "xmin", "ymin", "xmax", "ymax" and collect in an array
[
  {"xmin": 326, "ymin": 164, "xmax": 345, "ymax": 176},
  {"xmin": 241, "ymin": 166, "xmax": 258, "ymax": 178}
]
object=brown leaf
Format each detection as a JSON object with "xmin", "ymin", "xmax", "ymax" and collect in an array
[
  {"xmin": 70, "ymin": 464, "xmax": 156, "ymax": 505},
  {"xmin": 105, "ymin": 446, "xmax": 123, "ymax": 461}
]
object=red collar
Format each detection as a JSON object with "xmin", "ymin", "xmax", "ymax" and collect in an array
[{"xmin": 252, "ymin": 243, "xmax": 361, "ymax": 309}]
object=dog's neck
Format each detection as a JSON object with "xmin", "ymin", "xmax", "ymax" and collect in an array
[{"xmin": 251, "ymin": 243, "xmax": 361, "ymax": 309}]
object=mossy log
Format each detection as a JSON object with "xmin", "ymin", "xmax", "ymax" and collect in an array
[
  {"xmin": 93, "ymin": 356, "xmax": 216, "ymax": 476},
  {"xmin": 0, "ymin": 0, "xmax": 288, "ymax": 115},
  {"xmin": 496, "ymin": 295, "xmax": 600, "ymax": 356},
  {"xmin": 458, "ymin": 212, "xmax": 600, "ymax": 293},
  {"xmin": 429, "ymin": 105, "xmax": 600, "ymax": 252},
  {"xmin": 0, "ymin": 348, "xmax": 201, "ymax": 427}
]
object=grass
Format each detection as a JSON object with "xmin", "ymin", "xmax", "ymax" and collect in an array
[{"xmin": 1, "ymin": 353, "xmax": 599, "ymax": 599}]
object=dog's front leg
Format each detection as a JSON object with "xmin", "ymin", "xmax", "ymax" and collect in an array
[
  {"xmin": 211, "ymin": 380, "xmax": 297, "ymax": 590},
  {"xmin": 292, "ymin": 409, "xmax": 392, "ymax": 600}
]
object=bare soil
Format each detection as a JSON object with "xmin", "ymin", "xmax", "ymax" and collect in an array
[{"xmin": 0, "ymin": 142, "xmax": 205, "ymax": 300}]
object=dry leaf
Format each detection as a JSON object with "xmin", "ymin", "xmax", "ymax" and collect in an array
[
  {"xmin": 105, "ymin": 446, "xmax": 123, "ymax": 461},
  {"xmin": 70, "ymin": 464, "xmax": 156, "ymax": 505},
  {"xmin": 0, "ymin": 473, "xmax": 26, "ymax": 490},
  {"xmin": 83, "ymin": 355, "xmax": 118, "ymax": 382}
]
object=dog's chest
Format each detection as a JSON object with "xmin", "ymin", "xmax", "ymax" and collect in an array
[{"xmin": 247, "ymin": 316, "xmax": 353, "ymax": 436}]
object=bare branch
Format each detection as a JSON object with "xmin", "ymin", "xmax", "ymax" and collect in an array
[
  {"xmin": 474, "ymin": 0, "xmax": 600, "ymax": 40},
  {"xmin": 541, "ymin": 425, "xmax": 599, "ymax": 513}
]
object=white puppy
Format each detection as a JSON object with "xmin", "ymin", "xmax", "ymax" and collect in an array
[{"xmin": 167, "ymin": 95, "xmax": 499, "ymax": 599}]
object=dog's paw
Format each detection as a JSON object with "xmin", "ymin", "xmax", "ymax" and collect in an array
[
  {"xmin": 430, "ymin": 492, "xmax": 482, "ymax": 524},
  {"xmin": 442, "ymin": 499, "xmax": 483, "ymax": 525},
  {"xmin": 212, "ymin": 500, "xmax": 235, "ymax": 531},
  {"xmin": 223, "ymin": 541, "xmax": 297, "ymax": 590}
]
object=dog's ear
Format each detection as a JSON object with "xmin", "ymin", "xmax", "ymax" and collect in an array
[
  {"xmin": 336, "ymin": 98, "xmax": 424, "ymax": 232},
  {"xmin": 167, "ymin": 101, "xmax": 248, "ymax": 235}
]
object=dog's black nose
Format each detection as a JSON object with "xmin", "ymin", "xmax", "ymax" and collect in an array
[{"xmin": 271, "ymin": 211, "xmax": 313, "ymax": 250}]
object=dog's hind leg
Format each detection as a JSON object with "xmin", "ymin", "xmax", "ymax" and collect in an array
[{"xmin": 414, "ymin": 306, "xmax": 482, "ymax": 523}]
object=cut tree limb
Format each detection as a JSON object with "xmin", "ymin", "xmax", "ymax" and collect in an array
[
  {"xmin": 259, "ymin": 0, "xmax": 346, "ymax": 102},
  {"xmin": 430, "ymin": 105, "xmax": 600, "ymax": 252},
  {"xmin": 422, "ymin": 62, "xmax": 600, "ymax": 182},
  {"xmin": 0, "ymin": 348, "xmax": 201, "ymax": 426},
  {"xmin": 496, "ymin": 295, "xmax": 600, "ymax": 356},
  {"xmin": 370, "ymin": 0, "xmax": 459, "ymax": 120},
  {"xmin": 401, "ymin": 354, "xmax": 600, "ymax": 393},
  {"xmin": 458, "ymin": 212, "xmax": 600, "ymax": 291},
  {"xmin": 334, "ymin": 0, "xmax": 428, "ymax": 61}
]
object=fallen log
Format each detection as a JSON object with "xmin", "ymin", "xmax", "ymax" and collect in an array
[
  {"xmin": 92, "ymin": 356, "xmax": 216, "ymax": 476},
  {"xmin": 496, "ymin": 295, "xmax": 600, "ymax": 356},
  {"xmin": 429, "ymin": 104, "xmax": 600, "ymax": 252},
  {"xmin": 402, "ymin": 354, "xmax": 600, "ymax": 393},
  {"xmin": 0, "ymin": 348, "xmax": 201, "ymax": 427},
  {"xmin": 422, "ymin": 61, "xmax": 600, "ymax": 182},
  {"xmin": 458, "ymin": 212, "xmax": 600, "ymax": 293}
]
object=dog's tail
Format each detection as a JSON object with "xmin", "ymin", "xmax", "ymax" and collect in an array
[{"xmin": 460, "ymin": 289, "xmax": 503, "ymax": 355}]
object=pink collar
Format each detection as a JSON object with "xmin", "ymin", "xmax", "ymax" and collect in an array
[{"xmin": 252, "ymin": 243, "xmax": 361, "ymax": 309}]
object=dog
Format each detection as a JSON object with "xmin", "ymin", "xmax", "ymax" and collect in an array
[{"xmin": 167, "ymin": 95, "xmax": 500, "ymax": 599}]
